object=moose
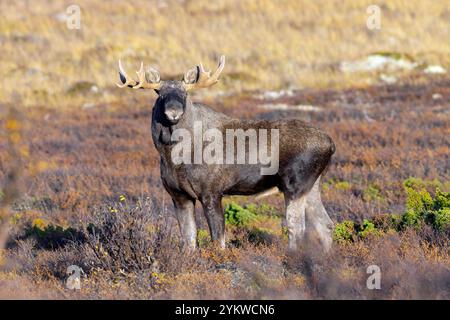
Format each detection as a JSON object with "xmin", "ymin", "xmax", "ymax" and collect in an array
[{"xmin": 117, "ymin": 55, "xmax": 336, "ymax": 251}]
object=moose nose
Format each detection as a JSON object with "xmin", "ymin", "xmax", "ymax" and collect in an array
[{"xmin": 164, "ymin": 109, "xmax": 182, "ymax": 122}]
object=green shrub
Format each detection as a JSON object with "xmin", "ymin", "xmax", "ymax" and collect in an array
[
  {"xmin": 403, "ymin": 177, "xmax": 449, "ymax": 193},
  {"xmin": 334, "ymin": 219, "xmax": 382, "ymax": 242},
  {"xmin": 333, "ymin": 220, "xmax": 355, "ymax": 242},
  {"xmin": 224, "ymin": 202, "xmax": 257, "ymax": 227},
  {"xmin": 401, "ymin": 209, "xmax": 424, "ymax": 229},
  {"xmin": 433, "ymin": 189, "xmax": 450, "ymax": 210},
  {"xmin": 433, "ymin": 208, "xmax": 450, "ymax": 231},
  {"xmin": 382, "ymin": 182, "xmax": 450, "ymax": 232},
  {"xmin": 334, "ymin": 179, "xmax": 449, "ymax": 244},
  {"xmin": 401, "ymin": 184, "xmax": 449, "ymax": 231},
  {"xmin": 405, "ymin": 186, "xmax": 433, "ymax": 214},
  {"xmin": 357, "ymin": 219, "xmax": 381, "ymax": 239}
]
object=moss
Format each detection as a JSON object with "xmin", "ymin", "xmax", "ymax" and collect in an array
[
  {"xmin": 335, "ymin": 181, "xmax": 351, "ymax": 191},
  {"xmin": 323, "ymin": 179, "xmax": 351, "ymax": 191}
]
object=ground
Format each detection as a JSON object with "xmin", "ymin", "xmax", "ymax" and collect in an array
[
  {"xmin": 0, "ymin": 0, "xmax": 449, "ymax": 299},
  {"xmin": 0, "ymin": 74, "xmax": 449, "ymax": 299}
]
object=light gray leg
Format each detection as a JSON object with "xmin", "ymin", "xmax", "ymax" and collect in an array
[
  {"xmin": 306, "ymin": 176, "xmax": 334, "ymax": 251},
  {"xmin": 173, "ymin": 196, "xmax": 197, "ymax": 250},
  {"xmin": 285, "ymin": 194, "xmax": 308, "ymax": 251}
]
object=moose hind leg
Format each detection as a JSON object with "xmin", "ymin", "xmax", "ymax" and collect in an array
[
  {"xmin": 306, "ymin": 176, "xmax": 334, "ymax": 251},
  {"xmin": 172, "ymin": 196, "xmax": 197, "ymax": 250},
  {"xmin": 285, "ymin": 194, "xmax": 308, "ymax": 251},
  {"xmin": 201, "ymin": 195, "xmax": 226, "ymax": 249}
]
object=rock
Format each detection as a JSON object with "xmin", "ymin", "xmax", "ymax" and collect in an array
[
  {"xmin": 67, "ymin": 81, "xmax": 99, "ymax": 96},
  {"xmin": 259, "ymin": 103, "xmax": 322, "ymax": 112},
  {"xmin": 258, "ymin": 89, "xmax": 295, "ymax": 100},
  {"xmin": 423, "ymin": 65, "xmax": 446, "ymax": 74},
  {"xmin": 340, "ymin": 54, "xmax": 417, "ymax": 73},
  {"xmin": 379, "ymin": 74, "xmax": 397, "ymax": 84},
  {"xmin": 54, "ymin": 12, "xmax": 67, "ymax": 23},
  {"xmin": 432, "ymin": 93, "xmax": 443, "ymax": 100},
  {"xmin": 82, "ymin": 103, "xmax": 95, "ymax": 109}
]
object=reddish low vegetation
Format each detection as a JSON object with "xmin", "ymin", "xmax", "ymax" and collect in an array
[{"xmin": 0, "ymin": 76, "xmax": 449, "ymax": 299}]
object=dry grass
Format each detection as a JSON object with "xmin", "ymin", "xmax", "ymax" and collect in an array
[{"xmin": 1, "ymin": 0, "xmax": 450, "ymax": 107}]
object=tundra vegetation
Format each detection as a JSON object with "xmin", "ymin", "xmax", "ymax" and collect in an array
[{"xmin": 0, "ymin": 0, "xmax": 449, "ymax": 299}]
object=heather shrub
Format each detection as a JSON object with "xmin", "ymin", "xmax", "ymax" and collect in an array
[
  {"xmin": 363, "ymin": 184, "xmax": 384, "ymax": 202},
  {"xmin": 245, "ymin": 203, "xmax": 278, "ymax": 216},
  {"xmin": 247, "ymin": 227, "xmax": 277, "ymax": 245},
  {"xmin": 373, "ymin": 214, "xmax": 402, "ymax": 231},
  {"xmin": 78, "ymin": 199, "xmax": 167, "ymax": 274}
]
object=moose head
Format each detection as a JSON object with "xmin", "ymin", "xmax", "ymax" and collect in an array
[{"xmin": 117, "ymin": 56, "xmax": 225, "ymax": 125}]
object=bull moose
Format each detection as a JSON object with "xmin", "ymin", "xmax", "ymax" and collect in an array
[{"xmin": 116, "ymin": 55, "xmax": 335, "ymax": 251}]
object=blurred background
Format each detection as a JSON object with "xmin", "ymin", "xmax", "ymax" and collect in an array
[{"xmin": 1, "ymin": 0, "xmax": 449, "ymax": 108}]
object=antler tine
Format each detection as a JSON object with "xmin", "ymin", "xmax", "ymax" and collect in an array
[
  {"xmin": 132, "ymin": 62, "xmax": 146, "ymax": 89},
  {"xmin": 116, "ymin": 59, "xmax": 138, "ymax": 88},
  {"xmin": 212, "ymin": 55, "xmax": 225, "ymax": 80},
  {"xmin": 183, "ymin": 55, "xmax": 226, "ymax": 91},
  {"xmin": 117, "ymin": 60, "xmax": 162, "ymax": 90}
]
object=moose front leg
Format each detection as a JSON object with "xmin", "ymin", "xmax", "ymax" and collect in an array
[
  {"xmin": 201, "ymin": 195, "xmax": 226, "ymax": 249},
  {"xmin": 172, "ymin": 195, "xmax": 197, "ymax": 250}
]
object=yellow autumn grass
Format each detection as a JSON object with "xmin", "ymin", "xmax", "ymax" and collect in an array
[{"xmin": 0, "ymin": 0, "xmax": 449, "ymax": 108}]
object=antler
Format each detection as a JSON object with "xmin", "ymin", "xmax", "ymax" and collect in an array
[
  {"xmin": 182, "ymin": 55, "xmax": 225, "ymax": 91},
  {"xmin": 116, "ymin": 60, "xmax": 162, "ymax": 90}
]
